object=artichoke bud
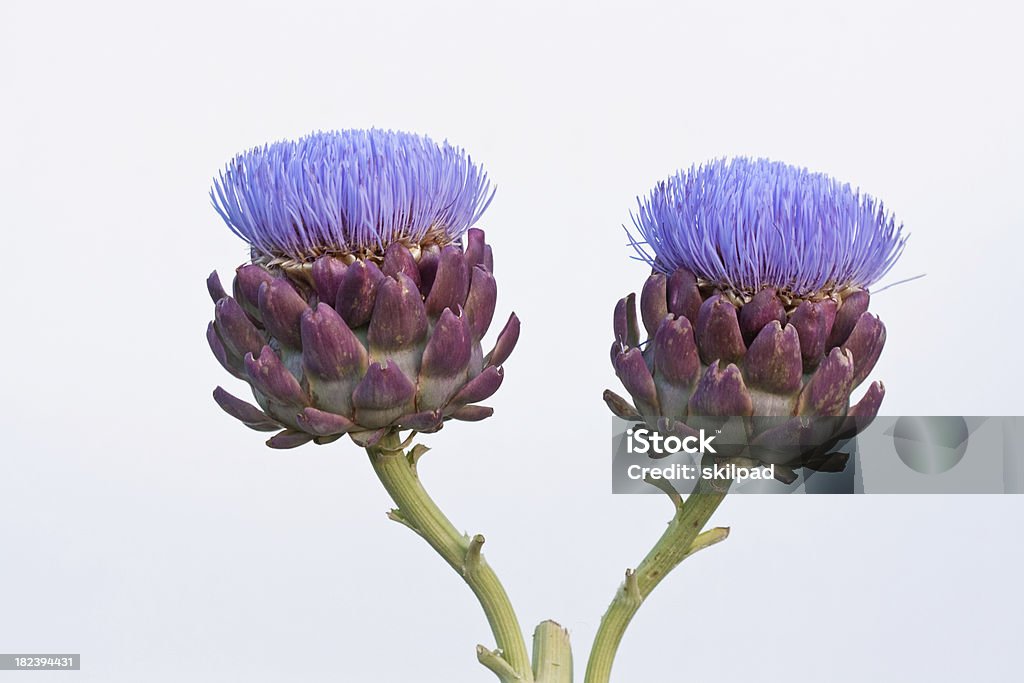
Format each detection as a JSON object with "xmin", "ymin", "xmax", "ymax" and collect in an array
[
  {"xmin": 607, "ymin": 158, "xmax": 908, "ymax": 474},
  {"xmin": 206, "ymin": 130, "xmax": 517, "ymax": 448},
  {"xmin": 610, "ymin": 269, "xmax": 890, "ymax": 472}
]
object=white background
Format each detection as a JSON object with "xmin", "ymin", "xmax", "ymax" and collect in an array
[{"xmin": 2, "ymin": 1, "xmax": 1023, "ymax": 681}]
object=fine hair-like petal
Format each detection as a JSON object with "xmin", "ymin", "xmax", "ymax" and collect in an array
[
  {"xmin": 211, "ymin": 129, "xmax": 494, "ymax": 262},
  {"xmin": 629, "ymin": 158, "xmax": 907, "ymax": 297}
]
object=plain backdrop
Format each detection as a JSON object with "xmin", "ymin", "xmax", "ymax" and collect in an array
[{"xmin": 2, "ymin": 1, "xmax": 1023, "ymax": 681}]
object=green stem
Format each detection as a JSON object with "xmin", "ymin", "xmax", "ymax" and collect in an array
[
  {"xmin": 367, "ymin": 432, "xmax": 533, "ymax": 683},
  {"xmin": 532, "ymin": 620, "xmax": 573, "ymax": 683},
  {"xmin": 584, "ymin": 474, "xmax": 732, "ymax": 683}
]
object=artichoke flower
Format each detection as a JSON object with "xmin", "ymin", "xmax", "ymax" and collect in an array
[
  {"xmin": 205, "ymin": 130, "xmax": 520, "ymax": 448},
  {"xmin": 606, "ymin": 158, "xmax": 907, "ymax": 479}
]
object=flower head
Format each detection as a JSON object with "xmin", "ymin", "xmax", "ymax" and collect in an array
[
  {"xmin": 206, "ymin": 130, "xmax": 517, "ymax": 449},
  {"xmin": 629, "ymin": 158, "xmax": 907, "ymax": 299},
  {"xmin": 211, "ymin": 129, "xmax": 494, "ymax": 264},
  {"xmin": 609, "ymin": 158, "xmax": 907, "ymax": 480}
]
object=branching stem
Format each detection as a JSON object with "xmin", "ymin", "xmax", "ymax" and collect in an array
[{"xmin": 584, "ymin": 473, "xmax": 731, "ymax": 683}]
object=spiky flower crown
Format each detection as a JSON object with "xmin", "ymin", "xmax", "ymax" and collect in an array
[
  {"xmin": 211, "ymin": 129, "xmax": 494, "ymax": 265},
  {"xmin": 629, "ymin": 157, "xmax": 907, "ymax": 301}
]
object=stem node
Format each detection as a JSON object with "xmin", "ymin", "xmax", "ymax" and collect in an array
[
  {"xmin": 464, "ymin": 533, "xmax": 486, "ymax": 576},
  {"xmin": 477, "ymin": 645, "xmax": 522, "ymax": 682},
  {"xmin": 623, "ymin": 569, "xmax": 642, "ymax": 605}
]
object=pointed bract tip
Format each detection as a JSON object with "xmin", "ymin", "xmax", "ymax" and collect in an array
[{"xmin": 486, "ymin": 312, "xmax": 520, "ymax": 368}]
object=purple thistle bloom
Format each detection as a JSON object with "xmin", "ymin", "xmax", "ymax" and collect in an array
[
  {"xmin": 211, "ymin": 129, "xmax": 494, "ymax": 263},
  {"xmin": 206, "ymin": 130, "xmax": 517, "ymax": 448},
  {"xmin": 629, "ymin": 158, "xmax": 907, "ymax": 298},
  {"xmin": 608, "ymin": 158, "xmax": 908, "ymax": 478}
]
